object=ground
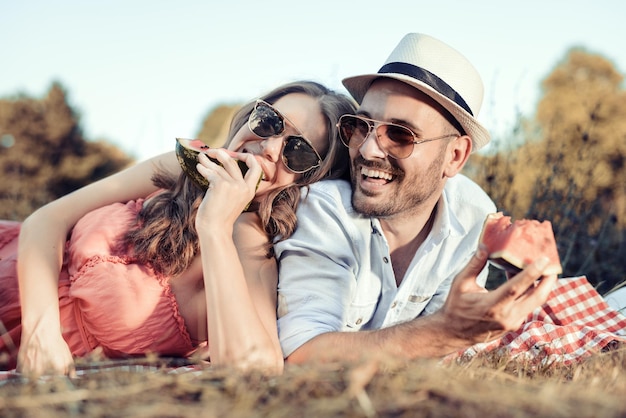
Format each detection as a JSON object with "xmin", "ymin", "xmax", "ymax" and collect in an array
[{"xmin": 1, "ymin": 350, "xmax": 625, "ymax": 417}]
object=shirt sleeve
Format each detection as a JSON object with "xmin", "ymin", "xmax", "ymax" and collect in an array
[{"xmin": 274, "ymin": 180, "xmax": 363, "ymax": 357}]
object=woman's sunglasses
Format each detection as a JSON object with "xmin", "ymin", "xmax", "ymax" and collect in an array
[
  {"xmin": 247, "ymin": 100, "xmax": 322, "ymax": 174},
  {"xmin": 337, "ymin": 114, "xmax": 458, "ymax": 159}
]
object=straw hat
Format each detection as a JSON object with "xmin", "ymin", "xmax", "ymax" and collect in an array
[{"xmin": 342, "ymin": 33, "xmax": 490, "ymax": 151}]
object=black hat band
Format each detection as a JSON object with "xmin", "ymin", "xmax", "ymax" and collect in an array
[{"xmin": 379, "ymin": 62, "xmax": 473, "ymax": 116}]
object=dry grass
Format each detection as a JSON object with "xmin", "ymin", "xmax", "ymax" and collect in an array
[{"xmin": 1, "ymin": 349, "xmax": 625, "ymax": 418}]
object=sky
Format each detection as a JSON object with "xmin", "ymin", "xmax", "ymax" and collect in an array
[{"xmin": 2, "ymin": 0, "xmax": 625, "ymax": 161}]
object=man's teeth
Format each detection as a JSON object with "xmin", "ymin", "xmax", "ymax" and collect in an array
[{"xmin": 361, "ymin": 167, "xmax": 393, "ymax": 180}]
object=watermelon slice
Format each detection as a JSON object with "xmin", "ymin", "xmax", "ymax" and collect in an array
[
  {"xmin": 175, "ymin": 138, "xmax": 252, "ymax": 191},
  {"xmin": 479, "ymin": 212, "xmax": 562, "ymax": 275}
]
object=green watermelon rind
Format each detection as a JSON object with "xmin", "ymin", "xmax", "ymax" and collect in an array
[
  {"xmin": 175, "ymin": 138, "xmax": 262, "ymax": 211},
  {"xmin": 175, "ymin": 138, "xmax": 252, "ymax": 191},
  {"xmin": 488, "ymin": 254, "xmax": 562, "ymax": 276}
]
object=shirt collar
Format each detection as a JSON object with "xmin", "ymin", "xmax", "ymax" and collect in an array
[{"xmin": 435, "ymin": 186, "xmax": 468, "ymax": 242}]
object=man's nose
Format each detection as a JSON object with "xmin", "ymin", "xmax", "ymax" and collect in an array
[{"xmin": 358, "ymin": 125, "xmax": 387, "ymax": 159}]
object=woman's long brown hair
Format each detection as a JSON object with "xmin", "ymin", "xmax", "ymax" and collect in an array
[{"xmin": 121, "ymin": 81, "xmax": 356, "ymax": 277}]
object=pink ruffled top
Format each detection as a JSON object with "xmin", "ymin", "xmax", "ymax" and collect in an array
[{"xmin": 0, "ymin": 199, "xmax": 197, "ymax": 365}]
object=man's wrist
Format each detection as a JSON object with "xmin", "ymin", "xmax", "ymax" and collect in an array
[{"xmin": 399, "ymin": 312, "xmax": 471, "ymax": 357}]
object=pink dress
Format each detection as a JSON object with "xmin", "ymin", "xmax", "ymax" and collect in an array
[{"xmin": 0, "ymin": 199, "xmax": 196, "ymax": 370}]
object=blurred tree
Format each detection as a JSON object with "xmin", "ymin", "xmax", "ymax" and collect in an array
[
  {"xmin": 196, "ymin": 103, "xmax": 240, "ymax": 147},
  {"xmin": 466, "ymin": 49, "xmax": 626, "ymax": 293},
  {"xmin": 0, "ymin": 82, "xmax": 134, "ymax": 220},
  {"xmin": 536, "ymin": 49, "xmax": 626, "ymax": 223}
]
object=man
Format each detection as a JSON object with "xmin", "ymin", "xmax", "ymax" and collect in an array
[{"xmin": 274, "ymin": 33, "xmax": 557, "ymax": 363}]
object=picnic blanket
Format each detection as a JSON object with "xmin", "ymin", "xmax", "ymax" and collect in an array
[
  {"xmin": 0, "ymin": 358, "xmax": 205, "ymax": 384},
  {"xmin": 448, "ymin": 276, "xmax": 626, "ymax": 366}
]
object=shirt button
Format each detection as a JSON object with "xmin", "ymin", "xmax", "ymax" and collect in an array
[
  {"xmin": 391, "ymin": 302, "xmax": 397, "ymax": 309},
  {"xmin": 355, "ymin": 318, "xmax": 363, "ymax": 325},
  {"xmin": 383, "ymin": 257, "xmax": 389, "ymax": 263}
]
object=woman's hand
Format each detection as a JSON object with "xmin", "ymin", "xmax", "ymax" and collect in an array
[
  {"xmin": 17, "ymin": 321, "xmax": 75, "ymax": 377},
  {"xmin": 195, "ymin": 150, "xmax": 263, "ymax": 231}
]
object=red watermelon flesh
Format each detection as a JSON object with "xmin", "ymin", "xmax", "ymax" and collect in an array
[{"xmin": 479, "ymin": 212, "xmax": 562, "ymax": 275}]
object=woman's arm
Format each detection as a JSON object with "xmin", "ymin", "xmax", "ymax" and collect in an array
[
  {"xmin": 195, "ymin": 151, "xmax": 283, "ymax": 373},
  {"xmin": 17, "ymin": 152, "xmax": 180, "ymax": 376},
  {"xmin": 198, "ymin": 213, "xmax": 283, "ymax": 373}
]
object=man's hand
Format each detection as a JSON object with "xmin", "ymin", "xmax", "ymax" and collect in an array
[{"xmin": 440, "ymin": 244, "xmax": 557, "ymax": 346}]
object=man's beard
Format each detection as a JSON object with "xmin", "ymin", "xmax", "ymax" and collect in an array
[{"xmin": 351, "ymin": 151, "xmax": 445, "ymax": 218}]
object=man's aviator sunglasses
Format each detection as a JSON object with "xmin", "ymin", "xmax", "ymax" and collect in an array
[
  {"xmin": 247, "ymin": 100, "xmax": 322, "ymax": 174},
  {"xmin": 337, "ymin": 114, "xmax": 458, "ymax": 159}
]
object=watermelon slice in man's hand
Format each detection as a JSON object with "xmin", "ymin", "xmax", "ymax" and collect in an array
[{"xmin": 479, "ymin": 212, "xmax": 563, "ymax": 276}]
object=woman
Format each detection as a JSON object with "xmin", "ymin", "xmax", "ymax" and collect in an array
[{"xmin": 0, "ymin": 81, "xmax": 356, "ymax": 376}]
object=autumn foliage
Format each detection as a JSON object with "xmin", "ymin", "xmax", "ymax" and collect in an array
[{"xmin": 0, "ymin": 82, "xmax": 134, "ymax": 220}]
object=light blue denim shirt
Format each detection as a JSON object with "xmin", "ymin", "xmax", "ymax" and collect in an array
[{"xmin": 275, "ymin": 175, "xmax": 497, "ymax": 357}]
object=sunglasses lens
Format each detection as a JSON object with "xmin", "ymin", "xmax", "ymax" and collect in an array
[
  {"xmin": 249, "ymin": 103, "xmax": 284, "ymax": 138},
  {"xmin": 380, "ymin": 124, "xmax": 415, "ymax": 158},
  {"xmin": 384, "ymin": 125, "xmax": 415, "ymax": 144},
  {"xmin": 282, "ymin": 136, "xmax": 320, "ymax": 173},
  {"xmin": 338, "ymin": 115, "xmax": 370, "ymax": 147},
  {"xmin": 339, "ymin": 115, "xmax": 415, "ymax": 159}
]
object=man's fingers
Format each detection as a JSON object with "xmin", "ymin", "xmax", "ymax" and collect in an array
[
  {"xmin": 494, "ymin": 256, "xmax": 552, "ymax": 302},
  {"xmin": 527, "ymin": 256, "xmax": 550, "ymax": 276},
  {"xmin": 512, "ymin": 273, "xmax": 558, "ymax": 315}
]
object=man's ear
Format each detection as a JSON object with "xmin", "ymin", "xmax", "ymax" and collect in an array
[{"xmin": 443, "ymin": 135, "xmax": 472, "ymax": 177}]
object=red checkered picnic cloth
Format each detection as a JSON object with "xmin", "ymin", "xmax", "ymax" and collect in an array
[{"xmin": 449, "ymin": 276, "xmax": 626, "ymax": 365}]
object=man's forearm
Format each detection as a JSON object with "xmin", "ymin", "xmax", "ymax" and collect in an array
[
  {"xmin": 285, "ymin": 312, "xmax": 467, "ymax": 364},
  {"xmin": 285, "ymin": 242, "xmax": 557, "ymax": 365}
]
